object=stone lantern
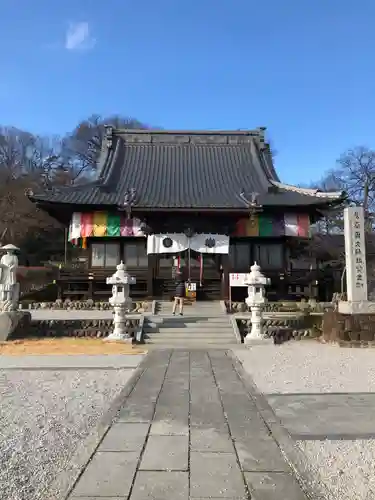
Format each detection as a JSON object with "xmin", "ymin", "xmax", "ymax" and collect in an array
[
  {"xmin": 244, "ymin": 262, "xmax": 270, "ymax": 343},
  {"xmin": 106, "ymin": 261, "xmax": 136, "ymax": 341}
]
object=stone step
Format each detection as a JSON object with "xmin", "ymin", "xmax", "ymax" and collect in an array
[
  {"xmin": 157, "ymin": 308, "xmax": 226, "ymax": 313},
  {"xmin": 145, "ymin": 333, "xmax": 235, "ymax": 340},
  {"xmin": 158, "ymin": 310, "xmax": 224, "ymax": 314},
  {"xmin": 159, "ymin": 304, "xmax": 223, "ymax": 309},
  {"xmin": 158, "ymin": 309, "xmax": 228, "ymax": 318},
  {"xmin": 144, "ymin": 327, "xmax": 233, "ymax": 334},
  {"xmin": 159, "ymin": 305, "xmax": 223, "ymax": 308},
  {"xmin": 146, "ymin": 339, "xmax": 236, "ymax": 345},
  {"xmin": 159, "ymin": 302, "xmax": 222, "ymax": 306},
  {"xmin": 149, "ymin": 322, "xmax": 231, "ymax": 328},
  {"xmin": 153, "ymin": 315, "xmax": 228, "ymax": 321},
  {"xmin": 155, "ymin": 325, "xmax": 233, "ymax": 335},
  {"xmin": 147, "ymin": 344, "xmax": 237, "ymax": 349}
]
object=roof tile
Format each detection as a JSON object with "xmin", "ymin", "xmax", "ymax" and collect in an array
[{"xmin": 29, "ymin": 130, "xmax": 340, "ymax": 209}]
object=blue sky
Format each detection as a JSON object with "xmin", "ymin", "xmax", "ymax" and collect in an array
[{"xmin": 1, "ymin": 0, "xmax": 375, "ymax": 185}]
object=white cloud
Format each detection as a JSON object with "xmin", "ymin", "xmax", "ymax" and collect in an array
[{"xmin": 65, "ymin": 22, "xmax": 96, "ymax": 51}]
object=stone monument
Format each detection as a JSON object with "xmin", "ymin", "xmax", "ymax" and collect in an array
[
  {"xmin": 0, "ymin": 244, "xmax": 20, "ymax": 311},
  {"xmin": 338, "ymin": 207, "xmax": 375, "ymax": 314},
  {"xmin": 244, "ymin": 262, "xmax": 271, "ymax": 344},
  {"xmin": 106, "ymin": 261, "xmax": 136, "ymax": 342},
  {"xmin": 0, "ymin": 244, "xmax": 30, "ymax": 341}
]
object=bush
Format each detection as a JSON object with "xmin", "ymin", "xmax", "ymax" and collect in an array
[{"xmin": 17, "ymin": 266, "xmax": 58, "ymax": 296}]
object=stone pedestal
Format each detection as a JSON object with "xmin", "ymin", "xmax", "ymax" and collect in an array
[
  {"xmin": 248, "ymin": 305, "xmax": 263, "ymax": 340},
  {"xmin": 0, "ymin": 311, "xmax": 31, "ymax": 341},
  {"xmin": 0, "ymin": 283, "xmax": 20, "ymax": 311},
  {"xmin": 338, "ymin": 300, "xmax": 375, "ymax": 315},
  {"xmin": 107, "ymin": 304, "xmax": 131, "ymax": 342}
]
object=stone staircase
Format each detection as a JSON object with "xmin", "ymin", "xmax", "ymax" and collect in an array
[{"xmin": 143, "ymin": 301, "xmax": 239, "ymax": 346}]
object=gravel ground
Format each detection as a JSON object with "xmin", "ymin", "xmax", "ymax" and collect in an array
[
  {"xmin": 297, "ymin": 439, "xmax": 375, "ymax": 500},
  {"xmin": 235, "ymin": 342, "xmax": 375, "ymax": 394},
  {"xmin": 0, "ymin": 369, "xmax": 134, "ymax": 500},
  {"xmin": 234, "ymin": 342, "xmax": 375, "ymax": 500}
]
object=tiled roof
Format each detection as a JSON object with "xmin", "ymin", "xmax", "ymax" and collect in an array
[{"xmin": 29, "ymin": 129, "xmax": 344, "ymax": 210}]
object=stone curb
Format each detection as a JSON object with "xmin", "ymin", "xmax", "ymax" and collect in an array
[
  {"xmin": 229, "ymin": 315, "xmax": 243, "ymax": 344},
  {"xmin": 219, "ymin": 300, "xmax": 227, "ymax": 313},
  {"xmin": 228, "ymin": 349, "xmax": 327, "ymax": 500},
  {"xmin": 151, "ymin": 300, "xmax": 157, "ymax": 315},
  {"xmin": 43, "ymin": 354, "xmax": 150, "ymax": 500},
  {"xmin": 136, "ymin": 314, "xmax": 145, "ymax": 342}
]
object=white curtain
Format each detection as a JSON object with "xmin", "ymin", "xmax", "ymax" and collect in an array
[
  {"xmin": 147, "ymin": 233, "xmax": 189, "ymax": 254},
  {"xmin": 147, "ymin": 233, "xmax": 230, "ymax": 254},
  {"xmin": 190, "ymin": 233, "xmax": 229, "ymax": 254},
  {"xmin": 69, "ymin": 212, "xmax": 82, "ymax": 241},
  {"xmin": 284, "ymin": 214, "xmax": 298, "ymax": 236},
  {"xmin": 132, "ymin": 218, "xmax": 145, "ymax": 237}
]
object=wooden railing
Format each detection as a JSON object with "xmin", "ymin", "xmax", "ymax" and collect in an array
[{"xmin": 55, "ymin": 264, "xmax": 149, "ymax": 300}]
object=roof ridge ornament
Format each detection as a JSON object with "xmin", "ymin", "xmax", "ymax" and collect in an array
[
  {"xmin": 118, "ymin": 188, "xmax": 137, "ymax": 216},
  {"xmin": 104, "ymin": 125, "xmax": 113, "ymax": 149},
  {"xmin": 239, "ymin": 191, "xmax": 263, "ymax": 212}
]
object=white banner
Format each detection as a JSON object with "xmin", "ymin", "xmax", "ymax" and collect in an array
[
  {"xmin": 229, "ymin": 273, "xmax": 248, "ymax": 287},
  {"xmin": 284, "ymin": 214, "xmax": 298, "ymax": 236},
  {"xmin": 190, "ymin": 233, "xmax": 229, "ymax": 254},
  {"xmin": 147, "ymin": 233, "xmax": 230, "ymax": 255},
  {"xmin": 69, "ymin": 213, "xmax": 82, "ymax": 240},
  {"xmin": 147, "ymin": 233, "xmax": 189, "ymax": 254}
]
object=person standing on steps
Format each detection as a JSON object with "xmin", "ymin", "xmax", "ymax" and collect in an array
[{"xmin": 172, "ymin": 272, "xmax": 185, "ymax": 316}]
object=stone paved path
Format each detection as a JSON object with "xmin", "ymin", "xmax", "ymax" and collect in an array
[
  {"xmin": 67, "ymin": 350, "xmax": 309, "ymax": 500},
  {"xmin": 267, "ymin": 392, "xmax": 375, "ymax": 440}
]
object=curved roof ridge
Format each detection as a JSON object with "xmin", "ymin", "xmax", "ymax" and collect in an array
[
  {"xmin": 270, "ymin": 180, "xmax": 344, "ymax": 199},
  {"xmin": 112, "ymin": 127, "xmax": 266, "ymax": 136}
]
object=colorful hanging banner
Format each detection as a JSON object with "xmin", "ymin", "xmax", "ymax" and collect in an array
[
  {"xmin": 68, "ymin": 212, "xmax": 145, "ymax": 242},
  {"xmin": 93, "ymin": 212, "xmax": 107, "ymax": 237},
  {"xmin": 81, "ymin": 213, "xmax": 94, "ymax": 237},
  {"xmin": 233, "ymin": 213, "xmax": 310, "ymax": 238}
]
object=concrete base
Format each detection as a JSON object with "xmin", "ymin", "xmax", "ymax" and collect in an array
[
  {"xmin": 338, "ymin": 300, "xmax": 375, "ymax": 314},
  {"xmin": 0, "ymin": 311, "xmax": 31, "ymax": 341},
  {"xmin": 105, "ymin": 333, "xmax": 133, "ymax": 343},
  {"xmin": 244, "ymin": 336, "xmax": 273, "ymax": 346}
]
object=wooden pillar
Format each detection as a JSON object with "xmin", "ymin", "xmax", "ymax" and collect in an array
[
  {"xmin": 147, "ymin": 254, "xmax": 155, "ymax": 298},
  {"xmin": 56, "ymin": 265, "xmax": 63, "ymax": 300},
  {"xmin": 281, "ymin": 240, "xmax": 289, "ymax": 300},
  {"xmin": 88, "ymin": 278, "xmax": 94, "ymax": 300},
  {"xmin": 221, "ymin": 254, "xmax": 230, "ymax": 301}
]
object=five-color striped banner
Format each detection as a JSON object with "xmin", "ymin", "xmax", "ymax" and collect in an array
[
  {"xmin": 68, "ymin": 211, "xmax": 310, "ymax": 247},
  {"xmin": 233, "ymin": 213, "xmax": 310, "ymax": 237},
  {"xmin": 69, "ymin": 212, "xmax": 145, "ymax": 242}
]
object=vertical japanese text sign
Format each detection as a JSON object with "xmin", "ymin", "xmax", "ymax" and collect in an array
[{"xmin": 344, "ymin": 206, "xmax": 367, "ymax": 302}]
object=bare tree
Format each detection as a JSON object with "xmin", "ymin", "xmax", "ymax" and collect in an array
[
  {"xmin": 0, "ymin": 127, "xmax": 64, "ymax": 245},
  {"xmin": 307, "ymin": 172, "xmax": 347, "ymax": 234},
  {"xmin": 63, "ymin": 114, "xmax": 150, "ymax": 179},
  {"xmin": 334, "ymin": 146, "xmax": 375, "ymax": 230},
  {"xmin": 310, "ymin": 147, "xmax": 375, "ymax": 234},
  {"xmin": 0, "ymin": 126, "xmax": 71, "ymax": 183},
  {"xmin": 0, "ymin": 113, "xmax": 152, "ymax": 261}
]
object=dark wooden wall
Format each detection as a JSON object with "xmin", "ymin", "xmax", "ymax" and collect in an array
[{"xmin": 141, "ymin": 212, "xmax": 235, "ymax": 235}]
